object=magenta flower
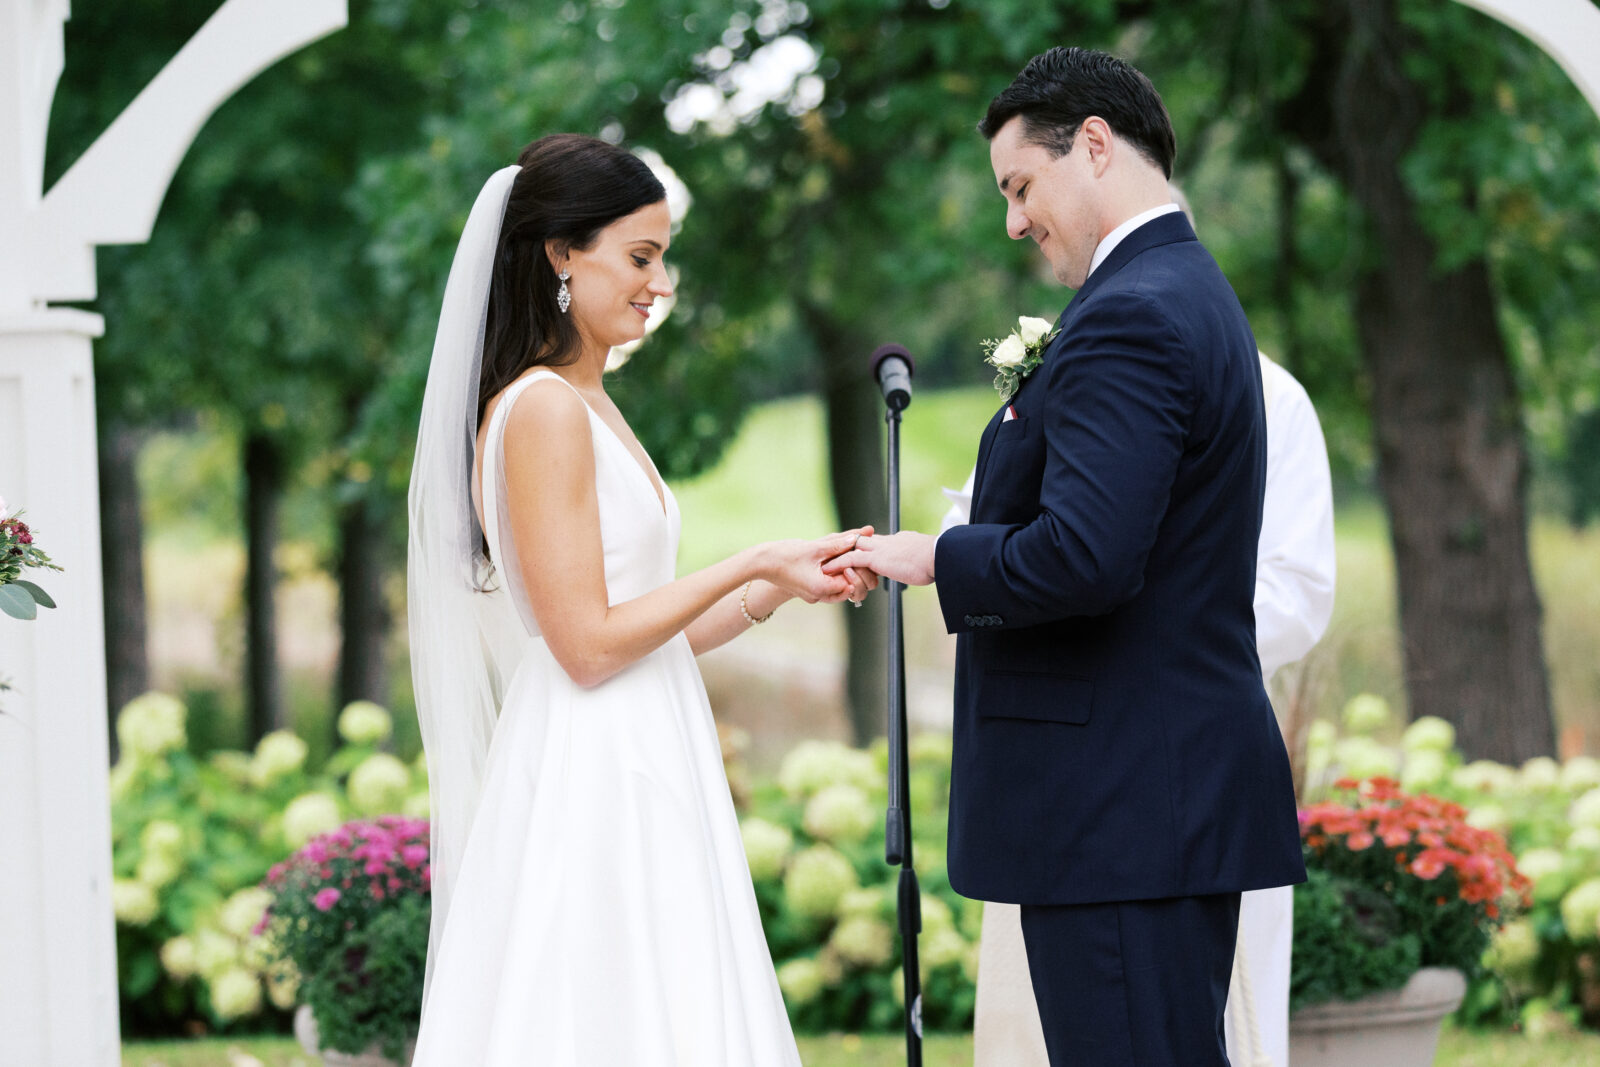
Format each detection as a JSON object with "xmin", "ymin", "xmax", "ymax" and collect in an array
[
  {"xmin": 313, "ymin": 888, "xmax": 342, "ymax": 911},
  {"xmin": 400, "ymin": 844, "xmax": 428, "ymax": 868}
]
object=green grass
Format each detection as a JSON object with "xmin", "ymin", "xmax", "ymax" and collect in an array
[{"xmin": 116, "ymin": 1025, "xmax": 1600, "ymax": 1066}]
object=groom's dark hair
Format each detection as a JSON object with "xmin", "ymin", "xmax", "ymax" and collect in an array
[{"xmin": 980, "ymin": 47, "xmax": 1176, "ymax": 179}]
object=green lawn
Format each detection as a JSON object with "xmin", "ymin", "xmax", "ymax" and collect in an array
[{"xmin": 120, "ymin": 1025, "xmax": 1600, "ymax": 1066}]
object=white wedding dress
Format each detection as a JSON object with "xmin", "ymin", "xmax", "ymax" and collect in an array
[{"xmin": 410, "ymin": 370, "xmax": 802, "ymax": 1066}]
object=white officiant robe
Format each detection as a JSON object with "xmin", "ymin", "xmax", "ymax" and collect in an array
[{"xmin": 947, "ymin": 353, "xmax": 1336, "ymax": 1067}]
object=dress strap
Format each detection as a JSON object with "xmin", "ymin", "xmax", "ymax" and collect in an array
[{"xmin": 480, "ymin": 370, "xmax": 587, "ymax": 577}]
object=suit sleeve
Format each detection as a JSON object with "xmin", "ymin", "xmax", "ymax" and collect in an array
[{"xmin": 935, "ymin": 290, "xmax": 1191, "ymax": 632}]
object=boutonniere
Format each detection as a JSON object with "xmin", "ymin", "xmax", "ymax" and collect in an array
[{"xmin": 983, "ymin": 315, "xmax": 1058, "ymax": 401}]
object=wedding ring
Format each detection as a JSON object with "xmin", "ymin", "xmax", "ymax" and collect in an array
[{"xmin": 851, "ymin": 599, "xmax": 863, "ymax": 608}]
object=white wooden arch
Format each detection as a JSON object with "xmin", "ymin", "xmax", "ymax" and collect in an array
[{"xmin": 0, "ymin": 4, "xmax": 346, "ymax": 1064}]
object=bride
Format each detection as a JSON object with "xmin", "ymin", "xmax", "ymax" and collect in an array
[{"xmin": 407, "ymin": 133, "xmax": 873, "ymax": 1065}]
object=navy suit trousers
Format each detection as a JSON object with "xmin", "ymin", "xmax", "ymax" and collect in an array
[{"xmin": 1020, "ymin": 893, "xmax": 1241, "ymax": 1066}]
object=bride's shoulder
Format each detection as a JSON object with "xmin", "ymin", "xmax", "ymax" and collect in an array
[{"xmin": 497, "ymin": 374, "xmax": 593, "ymax": 459}]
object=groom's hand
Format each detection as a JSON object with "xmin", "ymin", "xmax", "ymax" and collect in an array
[{"xmin": 823, "ymin": 531, "xmax": 937, "ymax": 587}]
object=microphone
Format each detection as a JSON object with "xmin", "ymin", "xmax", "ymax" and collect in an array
[{"xmin": 872, "ymin": 343, "xmax": 915, "ymax": 412}]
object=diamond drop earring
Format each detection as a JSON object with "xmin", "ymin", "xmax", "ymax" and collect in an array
[{"xmin": 557, "ymin": 268, "xmax": 571, "ymax": 314}]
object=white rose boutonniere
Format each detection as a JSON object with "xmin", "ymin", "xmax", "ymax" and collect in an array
[{"xmin": 983, "ymin": 314, "xmax": 1059, "ymax": 400}]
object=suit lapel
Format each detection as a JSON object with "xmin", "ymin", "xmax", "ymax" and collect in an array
[{"xmin": 967, "ymin": 212, "xmax": 1200, "ymax": 518}]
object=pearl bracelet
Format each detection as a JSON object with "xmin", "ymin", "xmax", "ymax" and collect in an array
[{"xmin": 741, "ymin": 580, "xmax": 775, "ymax": 625}]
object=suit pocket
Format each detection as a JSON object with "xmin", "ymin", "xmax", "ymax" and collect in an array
[
  {"xmin": 976, "ymin": 671, "xmax": 1093, "ymax": 725},
  {"xmin": 992, "ymin": 415, "xmax": 1034, "ymax": 445}
]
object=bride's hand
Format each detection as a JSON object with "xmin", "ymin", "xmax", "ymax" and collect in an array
[{"xmin": 762, "ymin": 527, "xmax": 876, "ymax": 604}]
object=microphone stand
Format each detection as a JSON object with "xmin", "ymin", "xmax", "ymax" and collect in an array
[{"xmin": 876, "ymin": 352, "xmax": 922, "ymax": 1067}]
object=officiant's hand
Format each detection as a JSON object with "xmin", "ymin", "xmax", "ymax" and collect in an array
[
  {"xmin": 763, "ymin": 527, "xmax": 878, "ymax": 604},
  {"xmin": 823, "ymin": 530, "xmax": 937, "ymax": 587}
]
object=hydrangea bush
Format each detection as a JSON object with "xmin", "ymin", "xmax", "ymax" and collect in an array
[
  {"xmin": 739, "ymin": 731, "xmax": 979, "ymax": 1033},
  {"xmin": 1306, "ymin": 693, "xmax": 1600, "ymax": 1033},
  {"xmin": 108, "ymin": 692, "xmax": 427, "ymax": 1036}
]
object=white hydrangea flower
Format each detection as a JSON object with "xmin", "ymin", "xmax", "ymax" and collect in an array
[
  {"xmin": 777, "ymin": 740, "xmax": 877, "ymax": 799},
  {"xmin": 1400, "ymin": 749, "xmax": 1448, "ymax": 793},
  {"xmin": 835, "ymin": 887, "xmax": 887, "ymax": 922},
  {"xmin": 919, "ymin": 893, "xmax": 954, "ymax": 935},
  {"xmin": 989, "ymin": 334, "xmax": 1027, "ymax": 367},
  {"xmin": 240, "ymin": 932, "xmax": 277, "ymax": 972},
  {"xmin": 783, "ymin": 844, "xmax": 858, "ymax": 919},
  {"xmin": 1558, "ymin": 879, "xmax": 1600, "ymax": 944},
  {"xmin": 1452, "ymin": 759, "xmax": 1518, "ymax": 795},
  {"xmin": 1520, "ymin": 757, "xmax": 1562, "ymax": 793},
  {"xmin": 1570, "ymin": 787, "xmax": 1600, "ymax": 830},
  {"xmin": 139, "ymin": 819, "xmax": 184, "ymax": 857},
  {"xmin": 208, "ymin": 750, "xmax": 254, "ymax": 786},
  {"xmin": 1563, "ymin": 757, "xmax": 1600, "ymax": 794},
  {"xmin": 1486, "ymin": 918, "xmax": 1539, "ymax": 973},
  {"xmin": 116, "ymin": 692, "xmax": 187, "ymax": 759},
  {"xmin": 739, "ymin": 817, "xmax": 794, "ymax": 883},
  {"xmin": 209, "ymin": 967, "xmax": 263, "ymax": 1021},
  {"xmin": 283, "ymin": 792, "xmax": 343, "ymax": 849},
  {"xmin": 1400, "ymin": 716, "xmax": 1456, "ymax": 753},
  {"xmin": 1569, "ymin": 826, "xmax": 1600, "ymax": 853},
  {"xmin": 1016, "ymin": 316, "xmax": 1054, "ymax": 346},
  {"xmin": 1340, "ymin": 693, "xmax": 1391, "ymax": 736},
  {"xmin": 249, "ymin": 730, "xmax": 309, "ymax": 788},
  {"xmin": 337, "ymin": 700, "xmax": 394, "ymax": 745},
  {"xmin": 219, "ymin": 887, "xmax": 274, "ymax": 939},
  {"xmin": 1466, "ymin": 803, "xmax": 1510, "ymax": 834},
  {"xmin": 776, "ymin": 957, "xmax": 825, "ymax": 1006},
  {"xmin": 265, "ymin": 961, "xmax": 300, "ymax": 1011},
  {"xmin": 111, "ymin": 879, "xmax": 160, "ymax": 926},
  {"xmin": 920, "ymin": 927, "xmax": 968, "ymax": 970},
  {"xmin": 159, "ymin": 935, "xmax": 200, "ymax": 979},
  {"xmin": 803, "ymin": 784, "xmax": 876, "ymax": 845},
  {"xmin": 1517, "ymin": 847, "xmax": 1567, "ymax": 902},
  {"xmin": 1333, "ymin": 736, "xmax": 1399, "ymax": 781},
  {"xmin": 403, "ymin": 791, "xmax": 432, "ymax": 820},
  {"xmin": 829, "ymin": 915, "xmax": 894, "ymax": 967},
  {"xmin": 347, "ymin": 753, "xmax": 411, "ymax": 815},
  {"xmin": 136, "ymin": 850, "xmax": 182, "ymax": 889},
  {"xmin": 193, "ymin": 928, "xmax": 240, "ymax": 979}
]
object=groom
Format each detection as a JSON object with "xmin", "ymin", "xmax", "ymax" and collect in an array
[{"xmin": 827, "ymin": 47, "xmax": 1305, "ymax": 1065}]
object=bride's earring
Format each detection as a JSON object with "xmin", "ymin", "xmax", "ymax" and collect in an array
[{"xmin": 557, "ymin": 268, "xmax": 572, "ymax": 314}]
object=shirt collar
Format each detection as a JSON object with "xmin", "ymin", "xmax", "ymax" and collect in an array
[{"xmin": 1087, "ymin": 202, "xmax": 1183, "ymax": 280}]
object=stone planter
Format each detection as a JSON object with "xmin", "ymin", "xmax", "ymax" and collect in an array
[
  {"xmin": 1288, "ymin": 966, "xmax": 1466, "ymax": 1067},
  {"xmin": 294, "ymin": 1003, "xmax": 417, "ymax": 1067}
]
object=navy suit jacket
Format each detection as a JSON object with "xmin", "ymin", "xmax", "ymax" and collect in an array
[{"xmin": 935, "ymin": 212, "xmax": 1306, "ymax": 905}]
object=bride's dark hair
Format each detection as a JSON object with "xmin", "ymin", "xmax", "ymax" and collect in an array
[{"xmin": 478, "ymin": 134, "xmax": 666, "ymax": 427}]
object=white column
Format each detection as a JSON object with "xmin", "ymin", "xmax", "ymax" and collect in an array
[{"xmin": 0, "ymin": 308, "xmax": 117, "ymax": 1066}]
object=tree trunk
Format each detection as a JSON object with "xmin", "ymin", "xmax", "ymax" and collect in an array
[
  {"xmin": 802, "ymin": 301, "xmax": 889, "ymax": 745},
  {"xmin": 244, "ymin": 432, "xmax": 285, "ymax": 742},
  {"xmin": 336, "ymin": 496, "xmax": 389, "ymax": 713},
  {"xmin": 1317, "ymin": 0, "xmax": 1554, "ymax": 761},
  {"xmin": 98, "ymin": 421, "xmax": 148, "ymax": 760}
]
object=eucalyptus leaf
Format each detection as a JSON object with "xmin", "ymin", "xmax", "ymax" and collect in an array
[
  {"xmin": 0, "ymin": 584, "xmax": 38, "ymax": 620},
  {"xmin": 14, "ymin": 580, "xmax": 55, "ymax": 609}
]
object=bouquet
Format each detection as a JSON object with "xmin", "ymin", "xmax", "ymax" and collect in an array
[
  {"xmin": 0, "ymin": 494, "xmax": 62, "ymax": 620},
  {"xmin": 256, "ymin": 816, "xmax": 431, "ymax": 1060},
  {"xmin": 1292, "ymin": 776, "xmax": 1531, "ymax": 1010}
]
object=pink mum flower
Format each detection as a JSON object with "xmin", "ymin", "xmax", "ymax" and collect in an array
[{"xmin": 313, "ymin": 888, "xmax": 342, "ymax": 911}]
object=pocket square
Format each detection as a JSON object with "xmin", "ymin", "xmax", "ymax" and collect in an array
[{"xmin": 1002, "ymin": 404, "xmax": 1017, "ymax": 422}]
